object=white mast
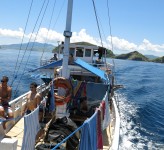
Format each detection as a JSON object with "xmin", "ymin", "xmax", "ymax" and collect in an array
[{"xmin": 62, "ymin": 0, "xmax": 73, "ymax": 78}]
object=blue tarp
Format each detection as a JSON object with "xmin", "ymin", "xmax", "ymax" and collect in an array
[
  {"xmin": 30, "ymin": 59, "xmax": 63, "ymax": 72},
  {"xmin": 74, "ymin": 58, "xmax": 107, "ymax": 81},
  {"xmin": 30, "ymin": 58, "xmax": 107, "ymax": 81}
]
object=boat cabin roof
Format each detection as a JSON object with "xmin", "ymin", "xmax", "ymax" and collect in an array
[{"xmin": 60, "ymin": 43, "xmax": 106, "ymax": 63}]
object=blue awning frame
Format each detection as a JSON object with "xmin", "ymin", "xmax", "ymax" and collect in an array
[
  {"xmin": 30, "ymin": 58, "xmax": 107, "ymax": 81},
  {"xmin": 74, "ymin": 58, "xmax": 107, "ymax": 81},
  {"xmin": 30, "ymin": 59, "xmax": 63, "ymax": 72}
]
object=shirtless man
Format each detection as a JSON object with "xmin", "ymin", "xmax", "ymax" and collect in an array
[
  {"xmin": 24, "ymin": 82, "xmax": 43, "ymax": 121},
  {"xmin": 23, "ymin": 82, "xmax": 42, "ymax": 115},
  {"xmin": 0, "ymin": 76, "xmax": 13, "ymax": 118}
]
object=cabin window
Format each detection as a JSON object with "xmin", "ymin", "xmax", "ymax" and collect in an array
[
  {"xmin": 70, "ymin": 48, "xmax": 75, "ymax": 56},
  {"xmin": 76, "ymin": 48, "xmax": 83, "ymax": 57},
  {"xmin": 85, "ymin": 49, "xmax": 91, "ymax": 57}
]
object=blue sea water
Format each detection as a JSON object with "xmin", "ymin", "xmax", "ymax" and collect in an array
[
  {"xmin": 113, "ymin": 59, "xmax": 164, "ymax": 149},
  {"xmin": 0, "ymin": 49, "xmax": 52, "ymax": 97},
  {"xmin": 0, "ymin": 49, "xmax": 164, "ymax": 149}
]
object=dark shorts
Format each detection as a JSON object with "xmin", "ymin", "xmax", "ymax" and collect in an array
[
  {"xmin": 26, "ymin": 110, "xmax": 32, "ymax": 115},
  {"xmin": 26, "ymin": 107, "xmax": 43, "ymax": 115},
  {"xmin": 0, "ymin": 105, "xmax": 13, "ymax": 114}
]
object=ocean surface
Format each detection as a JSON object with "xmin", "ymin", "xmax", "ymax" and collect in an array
[{"xmin": 0, "ymin": 49, "xmax": 164, "ymax": 149}]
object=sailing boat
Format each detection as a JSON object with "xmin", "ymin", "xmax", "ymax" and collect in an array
[{"xmin": 0, "ymin": 0, "xmax": 120, "ymax": 149}]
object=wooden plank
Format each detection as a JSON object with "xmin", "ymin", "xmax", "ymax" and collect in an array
[
  {"xmin": 5, "ymin": 118, "xmax": 24, "ymax": 149},
  {"xmin": 103, "ymin": 128, "xmax": 110, "ymax": 147}
]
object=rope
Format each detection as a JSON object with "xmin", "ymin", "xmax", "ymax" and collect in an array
[
  {"xmin": 12, "ymin": 0, "xmax": 65, "ymax": 97},
  {"xmin": 40, "ymin": 0, "xmax": 66, "ymax": 63},
  {"xmin": 10, "ymin": 0, "xmax": 34, "ymax": 87},
  {"xmin": 91, "ymin": 0, "xmax": 107, "ymax": 66},
  {"xmin": 40, "ymin": 0, "xmax": 57, "ymax": 62},
  {"xmin": 104, "ymin": 0, "xmax": 121, "ymax": 117},
  {"xmin": 13, "ymin": 0, "xmax": 49, "ymax": 97},
  {"xmin": 91, "ymin": 0, "xmax": 103, "ymax": 48},
  {"xmin": 51, "ymin": 0, "xmax": 66, "ymax": 30},
  {"xmin": 106, "ymin": 0, "xmax": 116, "ymax": 78}
]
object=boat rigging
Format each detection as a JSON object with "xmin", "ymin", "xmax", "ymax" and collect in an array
[{"xmin": 0, "ymin": 1, "xmax": 121, "ymax": 150}]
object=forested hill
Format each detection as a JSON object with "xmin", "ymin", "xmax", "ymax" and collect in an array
[
  {"xmin": 1, "ymin": 42, "xmax": 163, "ymax": 63},
  {"xmin": 114, "ymin": 51, "xmax": 164, "ymax": 63},
  {"xmin": 0, "ymin": 42, "xmax": 55, "ymax": 52},
  {"xmin": 115, "ymin": 51, "xmax": 149, "ymax": 61},
  {"xmin": 152, "ymin": 56, "xmax": 164, "ymax": 63}
]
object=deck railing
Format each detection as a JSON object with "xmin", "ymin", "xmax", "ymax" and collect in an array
[
  {"xmin": 6, "ymin": 83, "xmax": 49, "ymax": 132},
  {"xmin": 40, "ymin": 59, "xmax": 113, "ymax": 69}
]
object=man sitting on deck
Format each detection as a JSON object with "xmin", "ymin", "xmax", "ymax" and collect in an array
[{"xmin": 0, "ymin": 76, "xmax": 13, "ymax": 119}]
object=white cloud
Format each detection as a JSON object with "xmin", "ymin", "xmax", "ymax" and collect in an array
[
  {"xmin": 71, "ymin": 29, "xmax": 97, "ymax": 44},
  {"xmin": 106, "ymin": 36, "xmax": 164, "ymax": 56},
  {"xmin": 0, "ymin": 27, "xmax": 164, "ymax": 56},
  {"xmin": 138, "ymin": 39, "xmax": 164, "ymax": 53},
  {"xmin": 107, "ymin": 36, "xmax": 137, "ymax": 51},
  {"xmin": 0, "ymin": 28, "xmax": 23, "ymax": 38},
  {"xmin": 35, "ymin": 28, "xmax": 64, "ymax": 43}
]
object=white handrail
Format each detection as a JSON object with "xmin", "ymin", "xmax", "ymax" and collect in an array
[{"xmin": 110, "ymin": 97, "xmax": 120, "ymax": 150}]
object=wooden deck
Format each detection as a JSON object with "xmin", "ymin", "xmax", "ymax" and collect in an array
[
  {"xmin": 5, "ymin": 118, "xmax": 24, "ymax": 150},
  {"xmin": 0, "ymin": 84, "xmax": 119, "ymax": 150},
  {"xmin": 102, "ymin": 125, "xmax": 112, "ymax": 150}
]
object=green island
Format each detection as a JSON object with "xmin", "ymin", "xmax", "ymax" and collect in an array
[{"xmin": 1, "ymin": 42, "xmax": 163, "ymax": 63}]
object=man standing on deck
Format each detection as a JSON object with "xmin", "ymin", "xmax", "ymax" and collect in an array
[
  {"xmin": 23, "ymin": 82, "xmax": 42, "ymax": 121},
  {"xmin": 0, "ymin": 76, "xmax": 13, "ymax": 119}
]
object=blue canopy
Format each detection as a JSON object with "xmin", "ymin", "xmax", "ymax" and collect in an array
[
  {"xmin": 30, "ymin": 59, "xmax": 63, "ymax": 72},
  {"xmin": 74, "ymin": 58, "xmax": 107, "ymax": 81},
  {"xmin": 30, "ymin": 58, "xmax": 107, "ymax": 81}
]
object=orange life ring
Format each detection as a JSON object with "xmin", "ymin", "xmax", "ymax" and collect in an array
[{"xmin": 53, "ymin": 77, "xmax": 72, "ymax": 105}]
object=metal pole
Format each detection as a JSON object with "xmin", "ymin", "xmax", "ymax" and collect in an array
[{"xmin": 62, "ymin": 0, "xmax": 73, "ymax": 78}]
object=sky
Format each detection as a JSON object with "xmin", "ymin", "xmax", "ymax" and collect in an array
[{"xmin": 0, "ymin": 0, "xmax": 164, "ymax": 56}]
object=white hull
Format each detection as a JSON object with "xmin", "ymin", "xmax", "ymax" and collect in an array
[{"xmin": 0, "ymin": 82, "xmax": 120, "ymax": 150}]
